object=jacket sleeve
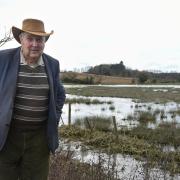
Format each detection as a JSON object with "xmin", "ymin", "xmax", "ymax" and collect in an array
[{"xmin": 55, "ymin": 65, "xmax": 66, "ymax": 123}]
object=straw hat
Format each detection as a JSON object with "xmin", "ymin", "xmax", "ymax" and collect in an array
[{"xmin": 12, "ymin": 18, "xmax": 54, "ymax": 43}]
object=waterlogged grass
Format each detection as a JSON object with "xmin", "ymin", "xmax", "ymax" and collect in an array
[
  {"xmin": 59, "ymin": 123, "xmax": 180, "ymax": 175},
  {"xmin": 65, "ymin": 86, "xmax": 180, "ymax": 103},
  {"xmin": 137, "ymin": 111, "xmax": 156, "ymax": 124},
  {"xmin": 74, "ymin": 116, "xmax": 113, "ymax": 132},
  {"xmin": 65, "ymin": 97, "xmax": 112, "ymax": 104},
  {"xmin": 63, "ymin": 85, "xmax": 180, "ymax": 176},
  {"xmin": 59, "ymin": 125, "xmax": 159, "ymax": 157},
  {"xmin": 120, "ymin": 122, "xmax": 180, "ymax": 148}
]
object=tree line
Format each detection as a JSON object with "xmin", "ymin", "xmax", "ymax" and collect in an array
[{"xmin": 87, "ymin": 61, "xmax": 180, "ymax": 84}]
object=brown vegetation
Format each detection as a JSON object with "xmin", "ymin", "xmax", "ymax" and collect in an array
[
  {"xmin": 60, "ymin": 71, "xmax": 136, "ymax": 85},
  {"xmin": 49, "ymin": 151, "xmax": 117, "ymax": 180}
]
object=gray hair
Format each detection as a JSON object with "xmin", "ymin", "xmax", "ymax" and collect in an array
[
  {"xmin": 19, "ymin": 32, "xmax": 46, "ymax": 42},
  {"xmin": 19, "ymin": 32, "xmax": 26, "ymax": 39}
]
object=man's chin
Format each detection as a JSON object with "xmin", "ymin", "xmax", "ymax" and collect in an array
[
  {"xmin": 30, "ymin": 55, "xmax": 41, "ymax": 61},
  {"xmin": 30, "ymin": 53, "xmax": 41, "ymax": 57}
]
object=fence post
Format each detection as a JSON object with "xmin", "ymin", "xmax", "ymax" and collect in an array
[
  {"xmin": 68, "ymin": 103, "xmax": 71, "ymax": 125},
  {"xmin": 85, "ymin": 117, "xmax": 93, "ymax": 132},
  {"xmin": 112, "ymin": 116, "xmax": 118, "ymax": 141}
]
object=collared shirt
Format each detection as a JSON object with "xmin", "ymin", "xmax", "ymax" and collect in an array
[{"xmin": 20, "ymin": 51, "xmax": 44, "ymax": 68}]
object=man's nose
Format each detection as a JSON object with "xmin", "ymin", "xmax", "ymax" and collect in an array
[{"xmin": 32, "ymin": 39, "xmax": 39, "ymax": 46}]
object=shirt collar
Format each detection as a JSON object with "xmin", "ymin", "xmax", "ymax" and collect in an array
[{"xmin": 20, "ymin": 50, "xmax": 44, "ymax": 68}]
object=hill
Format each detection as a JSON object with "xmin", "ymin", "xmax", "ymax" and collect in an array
[
  {"xmin": 60, "ymin": 71, "xmax": 136, "ymax": 85},
  {"xmin": 87, "ymin": 61, "xmax": 180, "ymax": 84},
  {"xmin": 61, "ymin": 61, "xmax": 180, "ymax": 84}
]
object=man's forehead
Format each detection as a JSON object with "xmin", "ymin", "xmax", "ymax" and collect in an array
[{"xmin": 23, "ymin": 32, "xmax": 45, "ymax": 39}]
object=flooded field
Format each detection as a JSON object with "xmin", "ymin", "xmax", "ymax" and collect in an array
[
  {"xmin": 59, "ymin": 139, "xmax": 180, "ymax": 180},
  {"xmin": 61, "ymin": 94, "xmax": 180, "ymax": 128},
  {"xmin": 59, "ymin": 85, "xmax": 180, "ymax": 179}
]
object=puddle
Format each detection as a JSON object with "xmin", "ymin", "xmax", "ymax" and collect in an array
[{"xmin": 59, "ymin": 139, "xmax": 180, "ymax": 180}]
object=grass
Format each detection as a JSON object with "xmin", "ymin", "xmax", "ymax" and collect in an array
[
  {"xmin": 74, "ymin": 116, "xmax": 113, "ymax": 132},
  {"xmin": 65, "ymin": 97, "xmax": 112, "ymax": 104},
  {"xmin": 137, "ymin": 111, "xmax": 156, "ymax": 124},
  {"xmin": 121, "ymin": 122, "xmax": 180, "ymax": 148},
  {"xmin": 59, "ymin": 123, "xmax": 180, "ymax": 175},
  {"xmin": 62, "ymin": 85, "xmax": 180, "ymax": 177},
  {"xmin": 61, "ymin": 71, "xmax": 135, "ymax": 85},
  {"xmin": 49, "ymin": 151, "xmax": 118, "ymax": 180},
  {"xmin": 65, "ymin": 86, "xmax": 180, "ymax": 103}
]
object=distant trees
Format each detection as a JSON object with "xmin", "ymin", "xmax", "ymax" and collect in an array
[
  {"xmin": 138, "ymin": 71, "xmax": 149, "ymax": 83},
  {"xmin": 88, "ymin": 61, "xmax": 127, "ymax": 76},
  {"xmin": 87, "ymin": 61, "xmax": 180, "ymax": 84}
]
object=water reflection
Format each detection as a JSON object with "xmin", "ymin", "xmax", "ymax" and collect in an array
[
  {"xmin": 59, "ymin": 139, "xmax": 179, "ymax": 180},
  {"xmin": 61, "ymin": 94, "xmax": 180, "ymax": 128},
  {"xmin": 60, "ymin": 93, "xmax": 180, "ymax": 179}
]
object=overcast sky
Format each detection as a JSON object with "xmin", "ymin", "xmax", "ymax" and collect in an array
[{"xmin": 1, "ymin": 0, "xmax": 180, "ymax": 72}]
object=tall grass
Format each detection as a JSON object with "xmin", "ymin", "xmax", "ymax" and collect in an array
[
  {"xmin": 49, "ymin": 150, "xmax": 118, "ymax": 180},
  {"xmin": 74, "ymin": 116, "xmax": 113, "ymax": 132},
  {"xmin": 66, "ymin": 97, "xmax": 112, "ymax": 105},
  {"xmin": 59, "ymin": 121, "xmax": 180, "ymax": 175}
]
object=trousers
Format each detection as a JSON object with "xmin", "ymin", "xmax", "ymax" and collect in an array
[{"xmin": 0, "ymin": 126, "xmax": 50, "ymax": 180}]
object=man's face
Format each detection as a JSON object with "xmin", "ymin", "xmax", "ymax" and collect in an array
[{"xmin": 20, "ymin": 33, "xmax": 46, "ymax": 62}]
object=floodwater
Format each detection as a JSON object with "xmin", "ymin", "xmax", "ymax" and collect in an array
[
  {"xmin": 59, "ymin": 85, "xmax": 180, "ymax": 179},
  {"xmin": 59, "ymin": 139, "xmax": 180, "ymax": 180},
  {"xmin": 61, "ymin": 94, "xmax": 180, "ymax": 128}
]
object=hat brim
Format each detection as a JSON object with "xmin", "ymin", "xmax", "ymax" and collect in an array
[{"xmin": 12, "ymin": 26, "xmax": 54, "ymax": 44}]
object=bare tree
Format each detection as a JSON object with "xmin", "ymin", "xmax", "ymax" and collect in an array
[{"xmin": 0, "ymin": 29, "xmax": 13, "ymax": 47}]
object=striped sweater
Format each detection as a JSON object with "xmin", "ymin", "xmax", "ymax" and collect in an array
[{"xmin": 12, "ymin": 63, "xmax": 49, "ymax": 129}]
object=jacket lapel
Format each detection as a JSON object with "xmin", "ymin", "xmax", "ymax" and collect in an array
[
  {"xmin": 10, "ymin": 48, "xmax": 21, "ymax": 99},
  {"xmin": 13, "ymin": 48, "xmax": 20, "ymax": 78},
  {"xmin": 43, "ymin": 55, "xmax": 54, "ymax": 100}
]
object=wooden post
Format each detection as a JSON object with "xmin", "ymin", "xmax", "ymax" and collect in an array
[
  {"xmin": 112, "ymin": 116, "xmax": 118, "ymax": 141},
  {"xmin": 85, "ymin": 117, "xmax": 93, "ymax": 132},
  {"xmin": 60, "ymin": 116, "xmax": 64, "ymax": 125},
  {"xmin": 68, "ymin": 103, "xmax": 71, "ymax": 125}
]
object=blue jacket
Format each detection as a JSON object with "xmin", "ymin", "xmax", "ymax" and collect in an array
[{"xmin": 0, "ymin": 47, "xmax": 66, "ymax": 153}]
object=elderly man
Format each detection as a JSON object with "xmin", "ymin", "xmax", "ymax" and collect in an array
[{"xmin": 0, "ymin": 18, "xmax": 66, "ymax": 180}]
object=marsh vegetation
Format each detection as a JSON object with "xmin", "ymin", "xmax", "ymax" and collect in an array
[
  {"xmin": 57, "ymin": 85, "xmax": 180, "ymax": 179},
  {"xmin": 65, "ymin": 85, "xmax": 180, "ymax": 103}
]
